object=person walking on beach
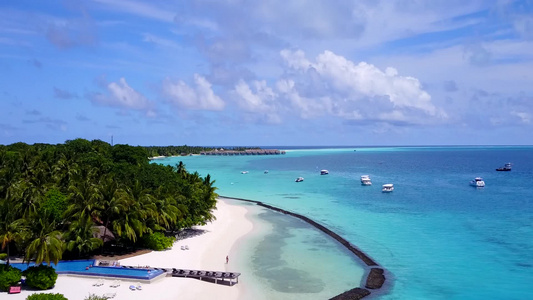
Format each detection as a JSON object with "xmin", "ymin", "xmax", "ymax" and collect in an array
[{"xmin": 226, "ymin": 255, "xmax": 229, "ymax": 264}]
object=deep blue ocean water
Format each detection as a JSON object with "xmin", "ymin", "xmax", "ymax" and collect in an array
[{"xmin": 155, "ymin": 146, "xmax": 533, "ymax": 299}]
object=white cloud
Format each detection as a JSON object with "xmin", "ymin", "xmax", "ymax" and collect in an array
[
  {"xmin": 278, "ymin": 49, "xmax": 446, "ymax": 124},
  {"xmin": 232, "ymin": 80, "xmax": 282, "ymax": 124},
  {"xmin": 511, "ymin": 111, "xmax": 531, "ymax": 124},
  {"xmin": 90, "ymin": 77, "xmax": 155, "ymax": 116},
  {"xmin": 231, "ymin": 49, "xmax": 446, "ymax": 125},
  {"xmin": 163, "ymin": 74, "xmax": 225, "ymax": 111}
]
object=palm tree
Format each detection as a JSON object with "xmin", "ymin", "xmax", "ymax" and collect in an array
[
  {"xmin": 64, "ymin": 212, "xmax": 103, "ymax": 256},
  {"xmin": 96, "ymin": 175, "xmax": 129, "ymax": 245},
  {"xmin": 25, "ymin": 218, "xmax": 63, "ymax": 265},
  {"xmin": 0, "ymin": 202, "xmax": 27, "ymax": 266},
  {"xmin": 66, "ymin": 175, "xmax": 100, "ymax": 221}
]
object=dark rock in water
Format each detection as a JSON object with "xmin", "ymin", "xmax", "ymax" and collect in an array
[
  {"xmin": 329, "ymin": 287, "xmax": 370, "ymax": 300},
  {"xmin": 365, "ymin": 268, "xmax": 385, "ymax": 289}
]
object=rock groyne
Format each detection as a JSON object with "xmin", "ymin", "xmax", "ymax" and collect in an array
[{"xmin": 219, "ymin": 196, "xmax": 387, "ymax": 299}]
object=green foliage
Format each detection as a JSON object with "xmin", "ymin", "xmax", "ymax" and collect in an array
[
  {"xmin": 84, "ymin": 293, "xmax": 107, "ymax": 300},
  {"xmin": 40, "ymin": 189, "xmax": 67, "ymax": 224},
  {"xmin": 0, "ymin": 264, "xmax": 21, "ymax": 292},
  {"xmin": 0, "ymin": 139, "xmax": 218, "ymax": 261},
  {"xmin": 142, "ymin": 232, "xmax": 175, "ymax": 251},
  {"xmin": 0, "ymin": 253, "xmax": 7, "ymax": 260},
  {"xmin": 64, "ymin": 214, "xmax": 103, "ymax": 256},
  {"xmin": 23, "ymin": 265, "xmax": 58, "ymax": 290},
  {"xmin": 26, "ymin": 293, "xmax": 68, "ymax": 300},
  {"xmin": 111, "ymin": 144, "xmax": 148, "ymax": 165}
]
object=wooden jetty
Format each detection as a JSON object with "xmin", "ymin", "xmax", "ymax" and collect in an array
[
  {"xmin": 200, "ymin": 149, "xmax": 285, "ymax": 156},
  {"xmin": 170, "ymin": 268, "xmax": 240, "ymax": 285},
  {"xmin": 118, "ymin": 264, "xmax": 241, "ymax": 286}
]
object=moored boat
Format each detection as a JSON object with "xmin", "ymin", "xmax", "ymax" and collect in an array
[
  {"xmin": 295, "ymin": 177, "xmax": 304, "ymax": 182},
  {"xmin": 496, "ymin": 163, "xmax": 512, "ymax": 171},
  {"xmin": 320, "ymin": 169, "xmax": 329, "ymax": 175},
  {"xmin": 360, "ymin": 175, "xmax": 372, "ymax": 186},
  {"xmin": 470, "ymin": 177, "xmax": 485, "ymax": 187},
  {"xmin": 382, "ymin": 184, "xmax": 394, "ymax": 193}
]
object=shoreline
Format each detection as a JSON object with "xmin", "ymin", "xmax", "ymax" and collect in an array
[
  {"xmin": 219, "ymin": 196, "xmax": 388, "ymax": 299},
  {"xmin": 7, "ymin": 196, "xmax": 386, "ymax": 299},
  {"xmin": 6, "ymin": 199, "xmax": 252, "ymax": 300}
]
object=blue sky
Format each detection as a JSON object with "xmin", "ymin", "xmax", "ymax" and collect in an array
[{"xmin": 1, "ymin": 0, "xmax": 532, "ymax": 146}]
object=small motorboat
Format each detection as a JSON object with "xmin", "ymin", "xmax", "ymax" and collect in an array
[
  {"xmin": 241, "ymin": 171, "xmax": 249, "ymax": 174},
  {"xmin": 496, "ymin": 163, "xmax": 512, "ymax": 171},
  {"xmin": 295, "ymin": 177, "xmax": 304, "ymax": 182},
  {"xmin": 320, "ymin": 169, "xmax": 329, "ymax": 175},
  {"xmin": 382, "ymin": 184, "xmax": 394, "ymax": 193},
  {"xmin": 264, "ymin": 170, "xmax": 269, "ymax": 174},
  {"xmin": 470, "ymin": 177, "xmax": 485, "ymax": 187},
  {"xmin": 360, "ymin": 175, "xmax": 372, "ymax": 186}
]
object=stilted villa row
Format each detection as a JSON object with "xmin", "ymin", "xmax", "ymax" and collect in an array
[{"xmin": 200, "ymin": 149, "xmax": 286, "ymax": 155}]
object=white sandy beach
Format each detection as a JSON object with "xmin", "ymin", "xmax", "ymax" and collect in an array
[{"xmin": 8, "ymin": 199, "xmax": 253, "ymax": 300}]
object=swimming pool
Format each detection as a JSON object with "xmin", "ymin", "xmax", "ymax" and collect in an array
[{"xmin": 10, "ymin": 260, "xmax": 165, "ymax": 280}]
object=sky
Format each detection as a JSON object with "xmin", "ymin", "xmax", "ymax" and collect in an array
[{"xmin": 1, "ymin": 0, "xmax": 532, "ymax": 146}]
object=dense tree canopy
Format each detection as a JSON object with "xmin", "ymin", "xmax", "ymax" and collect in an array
[{"xmin": 0, "ymin": 139, "xmax": 218, "ymax": 264}]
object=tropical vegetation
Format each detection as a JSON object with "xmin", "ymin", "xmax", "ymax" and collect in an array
[
  {"xmin": 26, "ymin": 293, "xmax": 68, "ymax": 300},
  {"xmin": 0, "ymin": 264, "xmax": 21, "ymax": 291},
  {"xmin": 23, "ymin": 265, "xmax": 58, "ymax": 290},
  {"xmin": 0, "ymin": 139, "xmax": 218, "ymax": 265}
]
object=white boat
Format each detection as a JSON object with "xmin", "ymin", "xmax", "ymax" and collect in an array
[
  {"xmin": 360, "ymin": 175, "xmax": 372, "ymax": 186},
  {"xmin": 241, "ymin": 171, "xmax": 249, "ymax": 174},
  {"xmin": 382, "ymin": 184, "xmax": 394, "ymax": 192},
  {"xmin": 295, "ymin": 177, "xmax": 304, "ymax": 182},
  {"xmin": 320, "ymin": 170, "xmax": 329, "ymax": 175},
  {"xmin": 470, "ymin": 177, "xmax": 485, "ymax": 187}
]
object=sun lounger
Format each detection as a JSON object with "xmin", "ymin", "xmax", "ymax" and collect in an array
[
  {"xmin": 136, "ymin": 282, "xmax": 142, "ymax": 290},
  {"xmin": 103, "ymin": 292, "xmax": 116, "ymax": 299},
  {"xmin": 129, "ymin": 285, "xmax": 136, "ymax": 291},
  {"xmin": 93, "ymin": 279, "xmax": 104, "ymax": 286},
  {"xmin": 110, "ymin": 280, "xmax": 121, "ymax": 288}
]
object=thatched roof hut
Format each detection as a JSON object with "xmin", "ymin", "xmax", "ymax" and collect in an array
[{"xmin": 93, "ymin": 226, "xmax": 116, "ymax": 242}]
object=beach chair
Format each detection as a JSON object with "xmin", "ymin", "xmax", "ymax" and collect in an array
[
  {"xmin": 136, "ymin": 282, "xmax": 142, "ymax": 290},
  {"xmin": 8, "ymin": 286, "xmax": 21, "ymax": 294},
  {"xmin": 103, "ymin": 292, "xmax": 116, "ymax": 299},
  {"xmin": 93, "ymin": 279, "xmax": 104, "ymax": 286},
  {"xmin": 110, "ymin": 280, "xmax": 121, "ymax": 288},
  {"xmin": 129, "ymin": 284, "xmax": 136, "ymax": 291}
]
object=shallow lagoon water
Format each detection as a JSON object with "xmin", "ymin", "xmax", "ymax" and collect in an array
[{"xmin": 157, "ymin": 146, "xmax": 533, "ymax": 299}]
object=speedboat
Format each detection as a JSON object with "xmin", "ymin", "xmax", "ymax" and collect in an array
[
  {"xmin": 295, "ymin": 177, "xmax": 304, "ymax": 182},
  {"xmin": 264, "ymin": 170, "xmax": 269, "ymax": 174},
  {"xmin": 360, "ymin": 175, "xmax": 372, "ymax": 186},
  {"xmin": 496, "ymin": 163, "xmax": 512, "ymax": 171},
  {"xmin": 320, "ymin": 170, "xmax": 329, "ymax": 175},
  {"xmin": 382, "ymin": 184, "xmax": 394, "ymax": 193},
  {"xmin": 470, "ymin": 177, "xmax": 485, "ymax": 187},
  {"xmin": 241, "ymin": 171, "xmax": 249, "ymax": 174}
]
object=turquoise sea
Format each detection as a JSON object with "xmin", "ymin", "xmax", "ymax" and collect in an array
[{"xmin": 154, "ymin": 146, "xmax": 533, "ymax": 299}]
